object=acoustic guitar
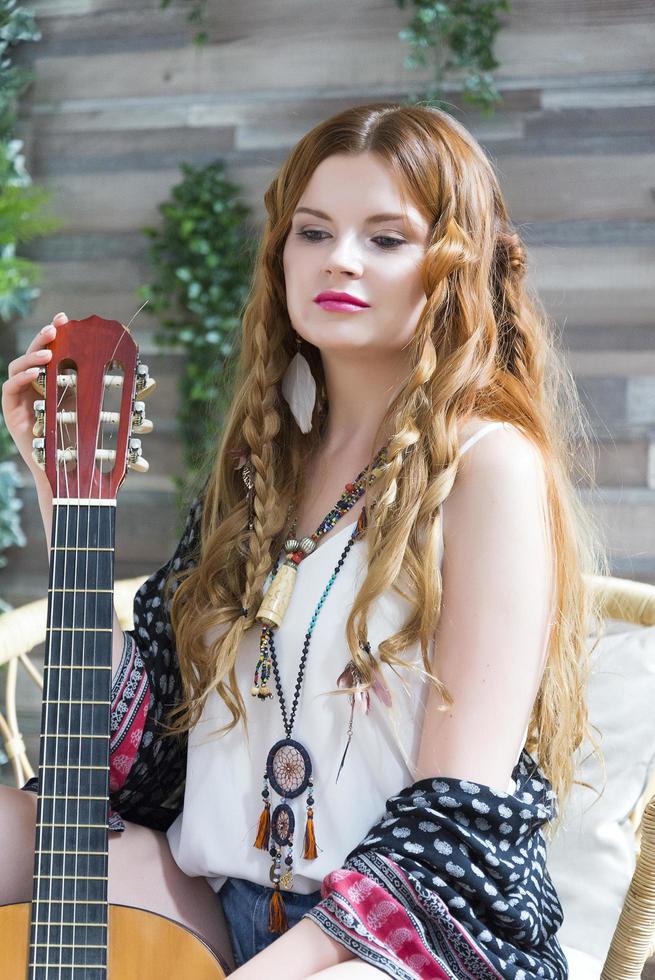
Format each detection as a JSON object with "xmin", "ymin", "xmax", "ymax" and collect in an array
[{"xmin": 0, "ymin": 316, "xmax": 227, "ymax": 978}]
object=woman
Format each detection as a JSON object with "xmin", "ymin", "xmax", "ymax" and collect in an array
[{"xmin": 1, "ymin": 102, "xmax": 608, "ymax": 977}]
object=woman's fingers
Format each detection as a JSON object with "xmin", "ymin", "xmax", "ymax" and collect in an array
[
  {"xmin": 8, "ymin": 312, "xmax": 68, "ymax": 377},
  {"xmin": 7, "ymin": 348, "xmax": 52, "ymax": 380},
  {"xmin": 25, "ymin": 311, "xmax": 67, "ymax": 356},
  {"xmin": 24, "ymin": 323, "xmax": 55, "ymax": 356},
  {"xmin": 3, "ymin": 312, "xmax": 69, "ymax": 396}
]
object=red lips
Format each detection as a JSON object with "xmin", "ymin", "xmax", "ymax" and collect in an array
[{"xmin": 314, "ymin": 291, "xmax": 370, "ymax": 307}]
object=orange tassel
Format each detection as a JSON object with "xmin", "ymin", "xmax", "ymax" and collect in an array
[
  {"xmin": 268, "ymin": 886, "xmax": 288, "ymax": 934},
  {"xmin": 303, "ymin": 807, "xmax": 318, "ymax": 859},
  {"xmin": 254, "ymin": 800, "xmax": 270, "ymax": 850}
]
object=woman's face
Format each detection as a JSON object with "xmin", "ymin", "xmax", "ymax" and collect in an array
[{"xmin": 282, "ymin": 152, "xmax": 431, "ymax": 358}]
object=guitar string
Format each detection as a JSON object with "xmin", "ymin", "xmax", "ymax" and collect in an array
[
  {"xmin": 91, "ymin": 364, "xmax": 107, "ymax": 972},
  {"xmin": 76, "ymin": 362, "xmax": 85, "ymax": 974},
  {"xmin": 33, "ymin": 361, "xmax": 55, "ymax": 979},
  {"xmin": 41, "ymin": 365, "xmax": 70, "ymax": 976},
  {"xmin": 51, "ymin": 368, "xmax": 69, "ymax": 976},
  {"xmin": 80, "ymin": 361, "xmax": 105, "ymax": 973},
  {"xmin": 64, "ymin": 365, "xmax": 78, "ymax": 980}
]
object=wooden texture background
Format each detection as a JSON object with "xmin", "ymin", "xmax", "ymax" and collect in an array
[{"xmin": 2, "ymin": 0, "xmax": 655, "ymax": 604}]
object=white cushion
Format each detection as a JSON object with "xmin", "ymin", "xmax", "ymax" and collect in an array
[
  {"xmin": 547, "ymin": 620, "xmax": 655, "ymax": 964},
  {"xmin": 560, "ymin": 944, "xmax": 603, "ymax": 980}
]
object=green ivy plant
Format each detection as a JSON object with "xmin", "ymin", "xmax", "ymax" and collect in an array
[
  {"xmin": 396, "ymin": 0, "xmax": 512, "ymax": 114},
  {"xmin": 157, "ymin": 0, "xmax": 510, "ymax": 113},
  {"xmin": 137, "ymin": 160, "xmax": 256, "ymax": 513},
  {"xmin": 159, "ymin": 0, "xmax": 209, "ymax": 47},
  {"xmin": 1, "ymin": 1, "xmax": 61, "ymax": 321},
  {"xmin": 1, "ymin": 0, "xmax": 62, "ymax": 618}
]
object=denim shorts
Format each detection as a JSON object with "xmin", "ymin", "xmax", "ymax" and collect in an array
[{"xmin": 219, "ymin": 876, "xmax": 323, "ymax": 967}]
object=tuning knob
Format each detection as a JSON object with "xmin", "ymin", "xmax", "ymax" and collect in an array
[
  {"xmin": 131, "ymin": 400, "xmax": 153, "ymax": 434},
  {"xmin": 32, "ymin": 437, "xmax": 45, "ymax": 470},
  {"xmin": 127, "ymin": 437, "xmax": 149, "ymax": 473},
  {"xmin": 30, "ymin": 368, "xmax": 46, "ymax": 396},
  {"xmin": 135, "ymin": 363, "xmax": 156, "ymax": 399},
  {"xmin": 33, "ymin": 399, "xmax": 45, "ymax": 437}
]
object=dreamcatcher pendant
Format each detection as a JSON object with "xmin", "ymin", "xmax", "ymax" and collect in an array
[{"xmin": 253, "ymin": 737, "xmax": 317, "ymax": 934}]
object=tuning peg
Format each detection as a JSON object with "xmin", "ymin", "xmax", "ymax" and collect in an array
[
  {"xmin": 33, "ymin": 399, "xmax": 45, "ymax": 437},
  {"xmin": 32, "ymin": 437, "xmax": 45, "ymax": 470},
  {"xmin": 127, "ymin": 437, "xmax": 149, "ymax": 473},
  {"xmin": 131, "ymin": 400, "xmax": 153, "ymax": 434},
  {"xmin": 135, "ymin": 363, "xmax": 156, "ymax": 399},
  {"xmin": 30, "ymin": 368, "xmax": 46, "ymax": 396}
]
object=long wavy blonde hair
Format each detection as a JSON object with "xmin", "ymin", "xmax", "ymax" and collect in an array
[{"xmin": 166, "ymin": 101, "xmax": 610, "ymax": 835}]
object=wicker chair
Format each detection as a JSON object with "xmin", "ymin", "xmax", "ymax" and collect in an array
[{"xmin": 1, "ymin": 573, "xmax": 654, "ymax": 978}]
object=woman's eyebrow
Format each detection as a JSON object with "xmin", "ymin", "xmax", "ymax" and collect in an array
[{"xmin": 293, "ymin": 206, "xmax": 413, "ymax": 225}]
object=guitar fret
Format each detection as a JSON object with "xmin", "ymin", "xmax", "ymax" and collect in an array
[
  {"xmin": 48, "ymin": 586, "xmax": 114, "ymax": 595},
  {"xmin": 48, "ymin": 587, "xmax": 114, "ymax": 595},
  {"xmin": 33, "ymin": 875, "xmax": 108, "ymax": 881},
  {"xmin": 44, "ymin": 665, "xmax": 112, "ymax": 670},
  {"xmin": 52, "ymin": 546, "xmax": 114, "ymax": 551},
  {"xmin": 31, "ymin": 898, "xmax": 106, "ymax": 904},
  {"xmin": 47, "ymin": 628, "xmax": 113, "ymax": 633},
  {"xmin": 40, "ymin": 760, "xmax": 109, "ymax": 772},
  {"xmin": 36, "ymin": 850, "xmax": 106, "ymax": 855},
  {"xmin": 41, "ymin": 699, "xmax": 108, "ymax": 704},
  {"xmin": 33, "ymin": 943, "xmax": 107, "ymax": 949},
  {"xmin": 38, "ymin": 794, "xmax": 107, "ymax": 801},
  {"xmin": 29, "ymin": 965, "xmax": 107, "ymax": 971},
  {"xmin": 39, "ymin": 732, "xmax": 111, "ymax": 738},
  {"xmin": 37, "ymin": 823, "xmax": 107, "ymax": 829},
  {"xmin": 32, "ymin": 922, "xmax": 107, "ymax": 927}
]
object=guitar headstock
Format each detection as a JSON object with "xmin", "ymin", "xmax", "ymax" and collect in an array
[{"xmin": 30, "ymin": 315, "xmax": 156, "ymax": 501}]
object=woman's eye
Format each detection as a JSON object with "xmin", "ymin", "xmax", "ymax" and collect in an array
[{"xmin": 296, "ymin": 230, "xmax": 404, "ymax": 249}]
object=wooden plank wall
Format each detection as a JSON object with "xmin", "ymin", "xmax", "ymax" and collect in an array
[{"xmin": 2, "ymin": 0, "xmax": 655, "ymax": 607}]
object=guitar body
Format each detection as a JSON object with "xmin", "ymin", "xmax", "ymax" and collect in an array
[{"xmin": 0, "ymin": 902, "xmax": 228, "ymax": 978}]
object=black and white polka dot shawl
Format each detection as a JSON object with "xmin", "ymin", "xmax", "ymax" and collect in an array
[{"xmin": 303, "ymin": 755, "xmax": 568, "ymax": 978}]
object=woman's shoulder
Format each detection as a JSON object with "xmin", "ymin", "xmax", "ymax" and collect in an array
[
  {"xmin": 448, "ymin": 415, "xmax": 547, "ymax": 517},
  {"xmin": 443, "ymin": 416, "xmax": 549, "ymax": 550},
  {"xmin": 456, "ymin": 415, "xmax": 541, "ymax": 466}
]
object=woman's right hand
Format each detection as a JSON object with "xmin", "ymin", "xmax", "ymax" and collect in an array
[{"xmin": 1, "ymin": 312, "xmax": 69, "ymax": 483}]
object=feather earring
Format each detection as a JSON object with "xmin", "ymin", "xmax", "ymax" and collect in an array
[{"xmin": 281, "ymin": 336, "xmax": 316, "ymax": 433}]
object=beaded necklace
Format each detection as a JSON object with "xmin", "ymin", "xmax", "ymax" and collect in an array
[{"xmin": 248, "ymin": 444, "xmax": 390, "ymax": 935}]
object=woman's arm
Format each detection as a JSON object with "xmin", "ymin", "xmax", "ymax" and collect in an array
[
  {"xmin": 229, "ymin": 918, "xmax": 356, "ymax": 979},
  {"xmin": 414, "ymin": 422, "xmax": 555, "ymax": 788}
]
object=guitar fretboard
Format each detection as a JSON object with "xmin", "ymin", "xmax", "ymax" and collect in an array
[{"xmin": 30, "ymin": 502, "xmax": 116, "ymax": 980}]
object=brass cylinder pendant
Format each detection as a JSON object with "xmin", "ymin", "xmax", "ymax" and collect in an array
[
  {"xmin": 255, "ymin": 535, "xmax": 316, "ymax": 629},
  {"xmin": 256, "ymin": 563, "xmax": 297, "ymax": 628}
]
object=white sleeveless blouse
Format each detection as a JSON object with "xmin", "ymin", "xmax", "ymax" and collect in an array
[{"xmin": 166, "ymin": 421, "xmax": 530, "ymax": 894}]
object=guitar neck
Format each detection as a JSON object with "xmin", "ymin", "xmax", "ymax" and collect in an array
[{"xmin": 30, "ymin": 500, "xmax": 116, "ymax": 979}]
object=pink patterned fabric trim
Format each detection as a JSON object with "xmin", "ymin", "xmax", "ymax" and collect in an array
[
  {"xmin": 321, "ymin": 864, "xmax": 449, "ymax": 977},
  {"xmin": 108, "ymin": 632, "xmax": 150, "ymax": 828},
  {"xmin": 319, "ymin": 855, "xmax": 502, "ymax": 979}
]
